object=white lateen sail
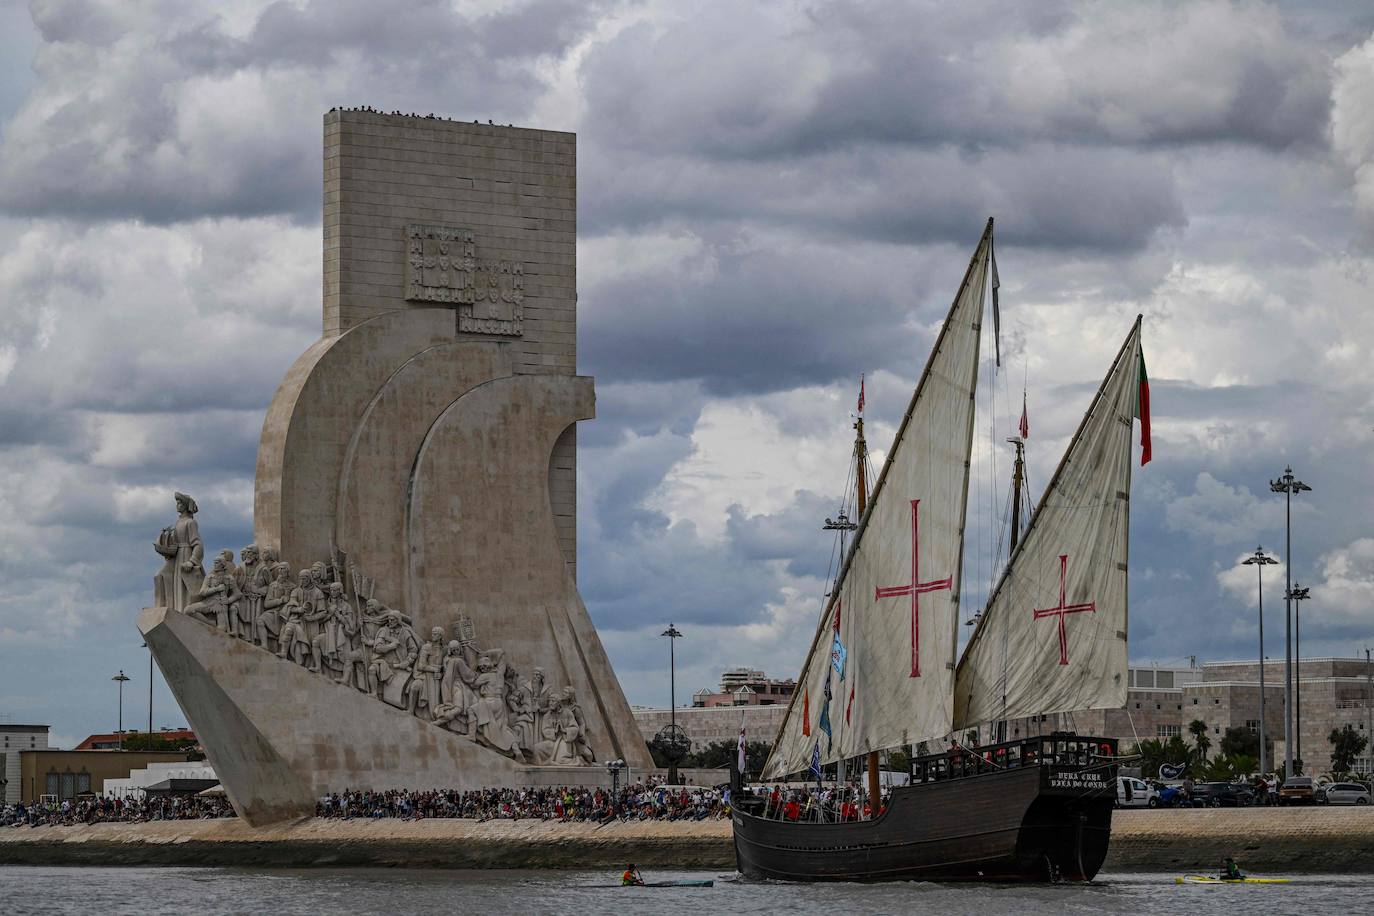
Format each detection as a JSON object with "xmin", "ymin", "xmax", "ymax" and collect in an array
[
  {"xmin": 763, "ymin": 221, "xmax": 991, "ymax": 779},
  {"xmin": 953, "ymin": 317, "xmax": 1143, "ymax": 730}
]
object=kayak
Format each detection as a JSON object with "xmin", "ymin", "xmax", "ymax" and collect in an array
[
  {"xmin": 606, "ymin": 879, "xmax": 714, "ymax": 888},
  {"xmin": 1175, "ymin": 875, "xmax": 1291, "ymax": 885},
  {"xmin": 643, "ymin": 880, "xmax": 714, "ymax": 887}
]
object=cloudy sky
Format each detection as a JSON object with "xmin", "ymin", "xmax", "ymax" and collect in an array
[{"xmin": 1, "ymin": 0, "xmax": 1373, "ymax": 748}]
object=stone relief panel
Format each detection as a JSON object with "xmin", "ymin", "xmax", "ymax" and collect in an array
[
  {"xmin": 404, "ymin": 224, "xmax": 524, "ymax": 336},
  {"xmin": 154, "ymin": 493, "xmax": 593, "ymax": 767}
]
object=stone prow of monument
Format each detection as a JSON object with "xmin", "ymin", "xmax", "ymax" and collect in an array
[{"xmin": 141, "ymin": 111, "xmax": 652, "ymax": 826}]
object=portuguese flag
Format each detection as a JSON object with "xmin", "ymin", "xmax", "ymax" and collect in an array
[{"xmin": 1136, "ymin": 352, "xmax": 1152, "ymax": 466}]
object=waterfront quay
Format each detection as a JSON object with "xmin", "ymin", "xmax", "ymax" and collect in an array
[{"xmin": 2, "ymin": 808, "xmax": 1373, "ymax": 872}]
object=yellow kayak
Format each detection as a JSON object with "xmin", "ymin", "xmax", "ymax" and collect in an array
[{"xmin": 1175, "ymin": 875, "xmax": 1291, "ymax": 885}]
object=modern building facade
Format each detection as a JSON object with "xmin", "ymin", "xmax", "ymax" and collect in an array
[
  {"xmin": 691, "ymin": 668, "xmax": 796, "ymax": 708},
  {"xmin": 1003, "ymin": 658, "xmax": 1373, "ymax": 775},
  {"xmin": 634, "ymin": 704, "xmax": 789, "ymax": 752},
  {"xmin": 1, "ymin": 724, "xmax": 49, "ymax": 805}
]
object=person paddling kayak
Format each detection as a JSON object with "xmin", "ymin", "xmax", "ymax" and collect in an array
[
  {"xmin": 621, "ymin": 864, "xmax": 645, "ymax": 886},
  {"xmin": 1220, "ymin": 858, "xmax": 1245, "ymax": 880}
]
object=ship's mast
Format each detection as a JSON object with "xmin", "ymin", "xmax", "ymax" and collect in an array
[
  {"xmin": 853, "ymin": 412, "xmax": 882, "ymax": 815},
  {"xmin": 995, "ymin": 436, "xmax": 1026, "ymax": 743}
]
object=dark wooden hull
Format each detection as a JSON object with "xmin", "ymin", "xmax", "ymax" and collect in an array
[{"xmin": 732, "ymin": 765, "xmax": 1114, "ymax": 882}]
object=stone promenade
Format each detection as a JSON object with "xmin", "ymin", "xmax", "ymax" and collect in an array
[{"xmin": 2, "ymin": 809, "xmax": 1373, "ymax": 871}]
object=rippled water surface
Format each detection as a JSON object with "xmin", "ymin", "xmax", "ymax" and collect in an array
[{"xmin": 3, "ymin": 867, "xmax": 1369, "ymax": 915}]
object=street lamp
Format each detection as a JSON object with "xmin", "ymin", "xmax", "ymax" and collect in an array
[
  {"xmin": 1241, "ymin": 546, "xmax": 1278, "ymax": 774},
  {"xmin": 1288, "ymin": 583, "xmax": 1311, "ymax": 771},
  {"xmin": 111, "ymin": 670, "xmax": 131, "ymax": 750},
  {"xmin": 1270, "ymin": 465, "xmax": 1311, "ymax": 777},
  {"xmin": 661, "ymin": 623, "xmax": 684, "ymax": 783},
  {"xmin": 605, "ymin": 758, "xmax": 625, "ymax": 802}
]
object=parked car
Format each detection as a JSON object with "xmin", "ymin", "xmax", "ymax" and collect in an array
[
  {"xmin": 1318, "ymin": 782, "xmax": 1371, "ymax": 805},
  {"xmin": 1190, "ymin": 781, "xmax": 1256, "ymax": 807},
  {"xmin": 1156, "ymin": 784, "xmax": 1186, "ymax": 807},
  {"xmin": 1279, "ymin": 776, "xmax": 1317, "ymax": 805},
  {"xmin": 1116, "ymin": 776, "xmax": 1160, "ymax": 808}
]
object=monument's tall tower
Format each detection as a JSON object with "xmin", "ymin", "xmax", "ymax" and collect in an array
[{"xmin": 142, "ymin": 112, "xmax": 652, "ymax": 825}]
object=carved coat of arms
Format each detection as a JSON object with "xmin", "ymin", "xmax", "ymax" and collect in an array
[{"xmin": 404, "ymin": 224, "xmax": 524, "ymax": 336}]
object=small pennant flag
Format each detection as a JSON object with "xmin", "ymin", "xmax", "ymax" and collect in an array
[
  {"xmin": 845, "ymin": 684, "xmax": 855, "ymax": 725},
  {"xmin": 830, "ymin": 632, "xmax": 847, "ymax": 679},
  {"xmin": 990, "ymin": 234, "xmax": 1002, "ymax": 368},
  {"xmin": 857, "ymin": 375, "xmax": 865, "ymax": 414},
  {"xmin": 1136, "ymin": 352, "xmax": 1152, "ymax": 466},
  {"xmin": 810, "ymin": 741, "xmax": 822, "ymax": 782},
  {"xmin": 802, "ymin": 687, "xmax": 811, "ymax": 737},
  {"xmin": 833, "ymin": 599, "xmax": 841, "ymax": 632},
  {"xmin": 1019, "ymin": 391, "xmax": 1029, "ymax": 439},
  {"xmin": 819, "ymin": 677, "xmax": 833, "ymax": 749},
  {"xmin": 737, "ymin": 715, "xmax": 747, "ymax": 773}
]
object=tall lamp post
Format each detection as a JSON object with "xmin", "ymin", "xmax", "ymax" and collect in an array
[
  {"xmin": 111, "ymin": 670, "xmax": 130, "ymax": 750},
  {"xmin": 661, "ymin": 623, "xmax": 684, "ymax": 783},
  {"xmin": 1270, "ymin": 465, "xmax": 1310, "ymax": 777},
  {"xmin": 1241, "ymin": 547, "xmax": 1278, "ymax": 774},
  {"xmin": 1288, "ymin": 583, "xmax": 1310, "ymax": 771}
]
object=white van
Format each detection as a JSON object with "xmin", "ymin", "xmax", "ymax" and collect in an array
[{"xmin": 1116, "ymin": 775, "xmax": 1160, "ymax": 808}]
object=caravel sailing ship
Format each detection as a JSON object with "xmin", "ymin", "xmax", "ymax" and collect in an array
[{"xmin": 731, "ymin": 218, "xmax": 1152, "ymax": 882}]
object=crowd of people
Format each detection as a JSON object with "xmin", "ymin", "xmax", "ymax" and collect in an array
[
  {"xmin": 315, "ymin": 784, "xmax": 729, "ymax": 822},
  {"xmin": 4, "ymin": 782, "xmax": 730, "ymax": 828},
  {"xmin": 2, "ymin": 795, "xmax": 236, "ymax": 828}
]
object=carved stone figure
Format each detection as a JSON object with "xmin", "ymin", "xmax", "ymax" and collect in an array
[
  {"xmin": 458, "ymin": 648, "xmax": 525, "ymax": 759},
  {"xmin": 433, "ymin": 640, "xmax": 474, "ymax": 734},
  {"xmin": 255, "ymin": 561, "xmax": 292, "ymax": 651},
  {"xmin": 551, "ymin": 687, "xmax": 594, "ymax": 765},
  {"xmin": 367, "ymin": 611, "xmax": 419, "ymax": 701},
  {"xmin": 516, "ymin": 668, "xmax": 551, "ymax": 753},
  {"xmin": 232, "ymin": 545, "xmax": 263, "ymax": 641},
  {"xmin": 153, "ymin": 492, "xmax": 205, "ymax": 612},
  {"xmin": 277, "ymin": 570, "xmax": 320, "ymax": 665},
  {"xmin": 311, "ymin": 582, "xmax": 353, "ymax": 675},
  {"xmin": 336, "ymin": 603, "xmax": 370, "ymax": 693},
  {"xmin": 185, "ymin": 555, "xmax": 241, "ymax": 631},
  {"xmin": 404, "ymin": 627, "xmax": 446, "ymax": 718}
]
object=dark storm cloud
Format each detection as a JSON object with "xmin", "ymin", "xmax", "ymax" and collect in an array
[
  {"xmin": 582, "ymin": 0, "xmax": 1330, "ymax": 161},
  {"xmin": 0, "ymin": 0, "xmax": 611, "ymax": 223}
]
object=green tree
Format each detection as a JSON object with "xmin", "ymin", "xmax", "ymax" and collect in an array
[
  {"xmin": 886, "ymin": 749, "xmax": 910, "ymax": 774},
  {"xmin": 1329, "ymin": 725, "xmax": 1369, "ymax": 774},
  {"xmin": 1219, "ymin": 726, "xmax": 1260, "ymax": 760},
  {"xmin": 119, "ymin": 732, "xmax": 205, "ymax": 761},
  {"xmin": 1131, "ymin": 736, "xmax": 1193, "ymax": 779},
  {"xmin": 1188, "ymin": 720, "xmax": 1211, "ymax": 762},
  {"xmin": 1200, "ymin": 753, "xmax": 1258, "ymax": 782}
]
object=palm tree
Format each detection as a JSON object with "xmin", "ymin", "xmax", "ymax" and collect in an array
[{"xmin": 1188, "ymin": 719, "xmax": 1211, "ymax": 762}]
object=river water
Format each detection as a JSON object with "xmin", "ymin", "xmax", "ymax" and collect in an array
[{"xmin": 3, "ymin": 867, "xmax": 1368, "ymax": 915}]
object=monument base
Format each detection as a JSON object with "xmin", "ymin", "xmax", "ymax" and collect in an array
[{"xmin": 140, "ymin": 607, "xmax": 621, "ymax": 826}]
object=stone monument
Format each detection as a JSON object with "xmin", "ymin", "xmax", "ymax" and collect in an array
[{"xmin": 139, "ymin": 111, "xmax": 652, "ymax": 826}]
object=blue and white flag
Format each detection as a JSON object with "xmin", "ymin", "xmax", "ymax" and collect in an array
[
  {"xmin": 819, "ymin": 676, "xmax": 833, "ymax": 749},
  {"xmin": 809, "ymin": 741, "xmax": 822, "ymax": 781},
  {"xmin": 830, "ymin": 633, "xmax": 847, "ymax": 679}
]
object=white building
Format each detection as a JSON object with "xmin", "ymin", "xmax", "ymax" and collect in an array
[
  {"xmin": 102, "ymin": 761, "xmax": 218, "ymax": 800},
  {"xmin": 1, "ymin": 724, "xmax": 49, "ymax": 805}
]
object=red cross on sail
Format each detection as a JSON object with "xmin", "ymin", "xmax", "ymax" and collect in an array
[
  {"xmin": 874, "ymin": 499, "xmax": 952, "ymax": 677},
  {"xmin": 1033, "ymin": 554, "xmax": 1096, "ymax": 665}
]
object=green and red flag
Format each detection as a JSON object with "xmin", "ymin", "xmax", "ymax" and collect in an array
[{"xmin": 1136, "ymin": 351, "xmax": 1151, "ymax": 466}]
